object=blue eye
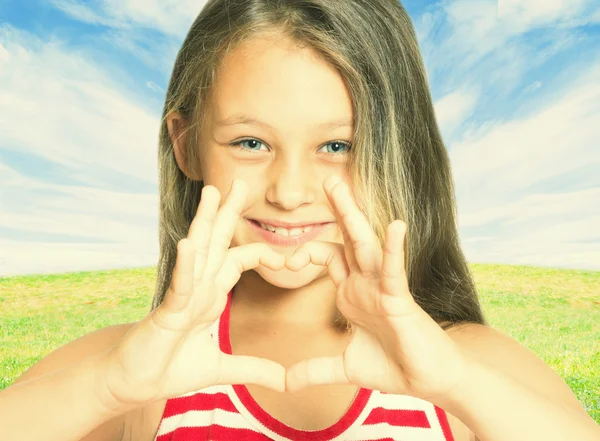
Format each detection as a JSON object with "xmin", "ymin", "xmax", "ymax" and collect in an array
[
  {"xmin": 229, "ymin": 138, "xmax": 351, "ymax": 155},
  {"xmin": 319, "ymin": 141, "xmax": 351, "ymax": 155},
  {"xmin": 229, "ymin": 139, "xmax": 267, "ymax": 153}
]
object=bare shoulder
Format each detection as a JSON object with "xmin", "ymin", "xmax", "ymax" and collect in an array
[
  {"xmin": 444, "ymin": 411, "xmax": 475, "ymax": 441},
  {"xmin": 445, "ymin": 322, "xmax": 590, "ymax": 416},
  {"xmin": 435, "ymin": 321, "xmax": 593, "ymax": 441}
]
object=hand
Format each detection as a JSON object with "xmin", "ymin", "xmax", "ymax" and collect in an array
[
  {"xmin": 100, "ymin": 180, "xmax": 287, "ymax": 409},
  {"xmin": 284, "ymin": 176, "xmax": 469, "ymax": 403}
]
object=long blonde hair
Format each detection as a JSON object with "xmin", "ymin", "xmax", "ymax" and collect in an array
[{"xmin": 151, "ymin": 0, "xmax": 487, "ymax": 330}]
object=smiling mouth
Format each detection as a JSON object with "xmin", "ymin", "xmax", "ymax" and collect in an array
[
  {"xmin": 252, "ymin": 220, "xmax": 317, "ymax": 237},
  {"xmin": 247, "ymin": 219, "xmax": 334, "ymax": 244}
]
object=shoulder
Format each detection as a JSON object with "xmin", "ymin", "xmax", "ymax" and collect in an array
[{"xmin": 444, "ymin": 322, "xmax": 588, "ymax": 416}]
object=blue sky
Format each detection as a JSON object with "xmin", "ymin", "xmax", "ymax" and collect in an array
[{"xmin": 1, "ymin": 0, "xmax": 599, "ymax": 276}]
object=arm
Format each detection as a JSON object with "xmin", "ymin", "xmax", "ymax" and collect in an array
[
  {"xmin": 0, "ymin": 352, "xmax": 131, "ymax": 441},
  {"xmin": 0, "ymin": 323, "xmax": 137, "ymax": 441},
  {"xmin": 438, "ymin": 324, "xmax": 600, "ymax": 441}
]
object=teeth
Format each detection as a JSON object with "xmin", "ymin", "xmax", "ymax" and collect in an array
[
  {"xmin": 257, "ymin": 221, "xmax": 313, "ymax": 237},
  {"xmin": 288, "ymin": 228, "xmax": 305, "ymax": 236},
  {"xmin": 274, "ymin": 227, "xmax": 289, "ymax": 236}
]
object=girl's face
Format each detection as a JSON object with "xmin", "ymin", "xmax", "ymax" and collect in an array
[{"xmin": 198, "ymin": 35, "xmax": 354, "ymax": 289}]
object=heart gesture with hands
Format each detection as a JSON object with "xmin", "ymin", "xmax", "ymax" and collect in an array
[
  {"xmin": 99, "ymin": 175, "xmax": 469, "ymax": 414},
  {"xmin": 283, "ymin": 175, "xmax": 470, "ymax": 404}
]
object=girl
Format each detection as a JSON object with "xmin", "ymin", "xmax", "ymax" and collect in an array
[{"xmin": 2, "ymin": 1, "xmax": 598, "ymax": 440}]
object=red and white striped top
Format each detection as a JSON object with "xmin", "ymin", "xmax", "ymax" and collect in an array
[{"xmin": 154, "ymin": 291, "xmax": 455, "ymax": 441}]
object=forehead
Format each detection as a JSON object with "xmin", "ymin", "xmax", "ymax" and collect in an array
[{"xmin": 208, "ymin": 36, "xmax": 354, "ymax": 132}]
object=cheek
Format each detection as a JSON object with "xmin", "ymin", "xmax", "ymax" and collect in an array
[
  {"xmin": 201, "ymin": 149, "xmax": 239, "ymax": 191},
  {"xmin": 203, "ymin": 168, "xmax": 258, "ymax": 206}
]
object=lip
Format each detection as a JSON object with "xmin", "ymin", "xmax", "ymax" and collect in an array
[
  {"xmin": 246, "ymin": 218, "xmax": 334, "ymax": 246},
  {"xmin": 249, "ymin": 217, "xmax": 332, "ymax": 229}
]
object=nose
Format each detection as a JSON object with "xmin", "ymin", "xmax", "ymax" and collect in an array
[{"xmin": 265, "ymin": 155, "xmax": 316, "ymax": 210}]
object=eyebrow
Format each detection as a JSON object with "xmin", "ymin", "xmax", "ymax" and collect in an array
[{"xmin": 215, "ymin": 113, "xmax": 354, "ymax": 130}]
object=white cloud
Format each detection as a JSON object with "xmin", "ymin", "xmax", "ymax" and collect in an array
[
  {"xmin": 51, "ymin": 0, "xmax": 207, "ymax": 37},
  {"xmin": 459, "ymin": 188, "xmax": 600, "ymax": 230},
  {"xmin": 0, "ymin": 238, "xmax": 158, "ymax": 277},
  {"xmin": 445, "ymin": 0, "xmax": 497, "ymax": 39},
  {"xmin": 451, "ymin": 62, "xmax": 600, "ymax": 201},
  {"xmin": 0, "ymin": 25, "xmax": 160, "ymax": 183},
  {"xmin": 49, "ymin": 0, "xmax": 110, "ymax": 26},
  {"xmin": 460, "ymin": 187, "xmax": 600, "ymax": 271},
  {"xmin": 463, "ymin": 236, "xmax": 600, "ymax": 271},
  {"xmin": 434, "ymin": 88, "xmax": 479, "ymax": 137},
  {"xmin": 0, "ymin": 27, "xmax": 163, "ymax": 276},
  {"xmin": 1, "ymin": 163, "xmax": 157, "ymax": 236},
  {"xmin": 48, "ymin": 1, "xmax": 199, "ymax": 71},
  {"xmin": 0, "ymin": 163, "xmax": 159, "ymax": 276},
  {"xmin": 451, "ymin": 63, "xmax": 600, "ymax": 269},
  {"xmin": 525, "ymin": 81, "xmax": 542, "ymax": 93},
  {"xmin": 100, "ymin": 28, "xmax": 180, "ymax": 73},
  {"xmin": 419, "ymin": 0, "xmax": 597, "ymax": 93},
  {"xmin": 0, "ymin": 42, "xmax": 9, "ymax": 61},
  {"xmin": 146, "ymin": 81, "xmax": 164, "ymax": 93},
  {"xmin": 423, "ymin": 0, "xmax": 499, "ymax": 69},
  {"xmin": 498, "ymin": 0, "xmax": 591, "ymax": 29},
  {"xmin": 462, "ymin": 204, "xmax": 600, "ymax": 271}
]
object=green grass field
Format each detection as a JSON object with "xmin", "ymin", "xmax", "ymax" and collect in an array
[{"xmin": 1, "ymin": 263, "xmax": 598, "ymax": 424}]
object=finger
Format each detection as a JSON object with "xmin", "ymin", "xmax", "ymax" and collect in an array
[
  {"xmin": 324, "ymin": 176, "xmax": 382, "ymax": 275},
  {"xmin": 286, "ymin": 355, "xmax": 350, "ymax": 393},
  {"xmin": 338, "ymin": 221, "xmax": 360, "ymax": 274},
  {"xmin": 162, "ymin": 238, "xmax": 196, "ymax": 314},
  {"xmin": 218, "ymin": 354, "xmax": 286, "ymax": 393},
  {"xmin": 321, "ymin": 178, "xmax": 359, "ymax": 273},
  {"xmin": 188, "ymin": 185, "xmax": 220, "ymax": 281},
  {"xmin": 214, "ymin": 243, "xmax": 286, "ymax": 292},
  {"xmin": 381, "ymin": 220, "xmax": 410, "ymax": 297},
  {"xmin": 203, "ymin": 180, "xmax": 248, "ymax": 278},
  {"xmin": 285, "ymin": 241, "xmax": 349, "ymax": 287}
]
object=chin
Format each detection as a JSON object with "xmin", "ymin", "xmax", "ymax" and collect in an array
[{"xmin": 254, "ymin": 263, "xmax": 327, "ymax": 290}]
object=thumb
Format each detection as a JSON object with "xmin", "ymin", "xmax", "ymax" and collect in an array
[
  {"xmin": 217, "ymin": 353, "xmax": 286, "ymax": 392},
  {"xmin": 286, "ymin": 355, "xmax": 350, "ymax": 393}
]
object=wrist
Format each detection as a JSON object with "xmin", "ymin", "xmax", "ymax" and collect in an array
[
  {"xmin": 84, "ymin": 352, "xmax": 139, "ymax": 417},
  {"xmin": 429, "ymin": 350, "xmax": 483, "ymax": 414}
]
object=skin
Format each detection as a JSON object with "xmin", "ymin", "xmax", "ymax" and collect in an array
[{"xmin": 169, "ymin": 34, "xmax": 355, "ymax": 332}]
